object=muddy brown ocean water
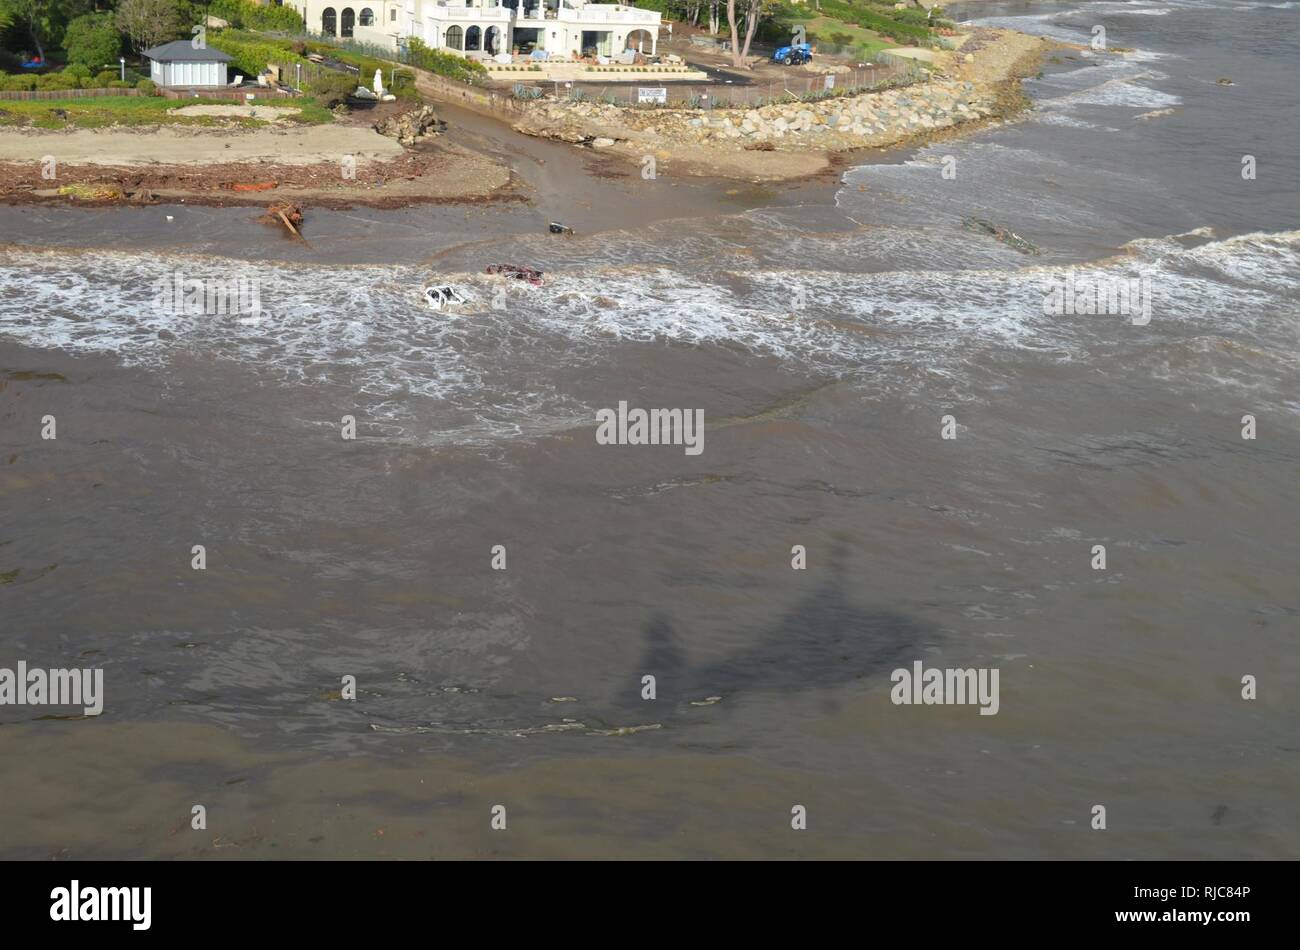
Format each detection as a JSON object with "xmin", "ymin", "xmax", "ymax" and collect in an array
[{"xmin": 2, "ymin": 0, "xmax": 1299, "ymax": 858}]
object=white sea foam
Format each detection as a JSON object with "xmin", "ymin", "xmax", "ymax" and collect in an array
[
  {"xmin": 1037, "ymin": 73, "xmax": 1182, "ymax": 110},
  {"xmin": 2, "ymin": 230, "xmax": 1296, "ymax": 440}
]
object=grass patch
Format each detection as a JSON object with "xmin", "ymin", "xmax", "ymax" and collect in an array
[
  {"xmin": 0, "ymin": 96, "xmax": 330, "ymax": 129},
  {"xmin": 790, "ymin": 14, "xmax": 896, "ymax": 60}
]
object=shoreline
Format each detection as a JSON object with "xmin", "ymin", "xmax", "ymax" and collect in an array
[
  {"xmin": 508, "ymin": 28, "xmax": 1062, "ymax": 183},
  {"xmin": 0, "ymin": 27, "xmax": 1062, "ymax": 213}
]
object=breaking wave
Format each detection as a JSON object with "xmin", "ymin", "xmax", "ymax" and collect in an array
[{"xmin": 2, "ymin": 228, "xmax": 1296, "ymax": 441}]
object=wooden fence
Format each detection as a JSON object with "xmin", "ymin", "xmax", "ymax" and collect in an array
[{"xmin": 0, "ymin": 87, "xmax": 142, "ymax": 101}]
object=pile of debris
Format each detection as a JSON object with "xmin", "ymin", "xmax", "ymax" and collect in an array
[
  {"xmin": 374, "ymin": 106, "xmax": 445, "ymax": 147},
  {"xmin": 962, "ymin": 216, "xmax": 1039, "ymax": 255},
  {"xmin": 259, "ymin": 202, "xmax": 309, "ymax": 245}
]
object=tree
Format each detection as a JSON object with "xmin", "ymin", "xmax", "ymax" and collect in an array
[
  {"xmin": 63, "ymin": 12, "xmax": 122, "ymax": 70},
  {"xmin": 115, "ymin": 0, "xmax": 186, "ymax": 55},
  {"xmin": 0, "ymin": 0, "xmax": 93, "ymax": 61},
  {"xmin": 726, "ymin": 0, "xmax": 766, "ymax": 67}
]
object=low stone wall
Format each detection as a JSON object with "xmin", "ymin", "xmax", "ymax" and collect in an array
[{"xmin": 413, "ymin": 69, "xmax": 538, "ymax": 120}]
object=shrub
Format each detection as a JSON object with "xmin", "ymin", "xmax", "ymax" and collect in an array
[
  {"xmin": 208, "ymin": 30, "xmax": 306, "ymax": 78},
  {"xmin": 136, "ymin": 78, "xmax": 157, "ymax": 95},
  {"xmin": 63, "ymin": 12, "xmax": 123, "ymax": 71},
  {"xmin": 108, "ymin": 79, "xmax": 131, "ymax": 89},
  {"xmin": 407, "ymin": 38, "xmax": 488, "ymax": 85},
  {"xmin": 37, "ymin": 72, "xmax": 81, "ymax": 91},
  {"xmin": 64, "ymin": 64, "xmax": 93, "ymax": 83},
  {"xmin": 0, "ymin": 74, "xmax": 38, "ymax": 91},
  {"xmin": 307, "ymin": 70, "xmax": 357, "ymax": 109},
  {"xmin": 95, "ymin": 70, "xmax": 117, "ymax": 86}
]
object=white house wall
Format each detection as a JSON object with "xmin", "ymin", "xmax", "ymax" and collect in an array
[
  {"xmin": 287, "ymin": 0, "xmax": 658, "ymax": 57},
  {"xmin": 153, "ymin": 60, "xmax": 228, "ymax": 87}
]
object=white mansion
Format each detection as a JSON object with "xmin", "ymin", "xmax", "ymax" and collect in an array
[{"xmin": 281, "ymin": 1, "xmax": 661, "ymax": 59}]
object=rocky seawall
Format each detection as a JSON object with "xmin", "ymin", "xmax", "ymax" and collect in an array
[
  {"xmin": 515, "ymin": 78, "xmax": 998, "ymax": 153},
  {"xmin": 509, "ymin": 29, "xmax": 1059, "ymax": 181}
]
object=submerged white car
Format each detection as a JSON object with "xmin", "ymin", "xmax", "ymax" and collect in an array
[{"xmin": 422, "ymin": 285, "xmax": 470, "ymax": 311}]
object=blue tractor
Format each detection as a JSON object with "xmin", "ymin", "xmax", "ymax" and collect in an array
[{"xmin": 772, "ymin": 43, "xmax": 813, "ymax": 66}]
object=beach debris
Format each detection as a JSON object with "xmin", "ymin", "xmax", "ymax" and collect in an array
[
  {"xmin": 744, "ymin": 140, "xmax": 775, "ymax": 151},
  {"xmin": 422, "ymin": 284, "xmax": 470, "ymax": 311},
  {"xmin": 221, "ymin": 181, "xmax": 278, "ymax": 193},
  {"xmin": 259, "ymin": 202, "xmax": 309, "ymax": 244},
  {"xmin": 1216, "ymin": 77, "xmax": 1234, "ymax": 86},
  {"xmin": 486, "ymin": 264, "xmax": 544, "ymax": 286},
  {"xmin": 585, "ymin": 723, "xmax": 662, "ymax": 737},
  {"xmin": 166, "ymin": 214, "xmax": 174, "ymax": 221},
  {"xmin": 962, "ymin": 216, "xmax": 1040, "ymax": 255},
  {"xmin": 56, "ymin": 183, "xmax": 124, "ymax": 202},
  {"xmin": 548, "ymin": 222, "xmax": 574, "ymax": 235},
  {"xmin": 374, "ymin": 105, "xmax": 444, "ymax": 146}
]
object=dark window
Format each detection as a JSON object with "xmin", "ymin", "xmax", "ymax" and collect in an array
[
  {"xmin": 341, "ymin": 8, "xmax": 355, "ymax": 37},
  {"xmin": 446, "ymin": 26, "xmax": 463, "ymax": 50},
  {"xmin": 322, "ymin": 7, "xmax": 337, "ymax": 35},
  {"xmin": 359, "ymin": 8, "xmax": 374, "ymax": 26},
  {"xmin": 466, "ymin": 26, "xmax": 481, "ymax": 51}
]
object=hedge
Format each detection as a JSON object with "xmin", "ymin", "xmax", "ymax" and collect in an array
[{"xmin": 406, "ymin": 38, "xmax": 488, "ymax": 85}]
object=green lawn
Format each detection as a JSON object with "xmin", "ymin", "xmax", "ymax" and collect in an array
[
  {"xmin": 783, "ymin": 14, "xmax": 897, "ymax": 61},
  {"xmin": 0, "ymin": 95, "xmax": 332, "ymax": 130},
  {"xmin": 809, "ymin": 16, "xmax": 897, "ymax": 58}
]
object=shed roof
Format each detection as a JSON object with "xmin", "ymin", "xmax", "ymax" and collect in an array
[{"xmin": 142, "ymin": 41, "xmax": 234, "ymax": 63}]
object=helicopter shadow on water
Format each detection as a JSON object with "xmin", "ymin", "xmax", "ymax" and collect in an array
[{"xmin": 604, "ymin": 540, "xmax": 930, "ymax": 727}]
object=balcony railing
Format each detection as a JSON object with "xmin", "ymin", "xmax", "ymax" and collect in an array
[{"xmin": 419, "ymin": 1, "xmax": 659, "ymax": 23}]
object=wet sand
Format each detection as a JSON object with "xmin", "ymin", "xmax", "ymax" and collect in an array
[{"xmin": 0, "ymin": 98, "xmax": 846, "ymax": 265}]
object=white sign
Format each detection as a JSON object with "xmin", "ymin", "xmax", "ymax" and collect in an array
[
  {"xmin": 824, "ymin": 74, "xmax": 835, "ymax": 90},
  {"xmin": 638, "ymin": 87, "xmax": 668, "ymax": 104}
]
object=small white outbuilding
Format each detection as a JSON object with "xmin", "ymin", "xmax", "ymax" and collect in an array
[{"xmin": 143, "ymin": 40, "xmax": 233, "ymax": 88}]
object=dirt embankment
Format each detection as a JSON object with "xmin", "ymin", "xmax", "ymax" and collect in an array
[
  {"xmin": 510, "ymin": 28, "xmax": 1064, "ymax": 183},
  {"xmin": 0, "ymin": 102, "xmax": 515, "ymax": 208}
]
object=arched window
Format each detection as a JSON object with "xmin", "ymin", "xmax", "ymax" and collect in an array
[
  {"xmin": 341, "ymin": 8, "xmax": 355, "ymax": 37},
  {"xmin": 446, "ymin": 26, "xmax": 463, "ymax": 50},
  {"xmin": 359, "ymin": 8, "xmax": 374, "ymax": 26},
  {"xmin": 625, "ymin": 29, "xmax": 652, "ymax": 53},
  {"xmin": 466, "ymin": 26, "xmax": 481, "ymax": 51},
  {"xmin": 322, "ymin": 7, "xmax": 337, "ymax": 35},
  {"xmin": 485, "ymin": 25, "xmax": 501, "ymax": 56}
]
